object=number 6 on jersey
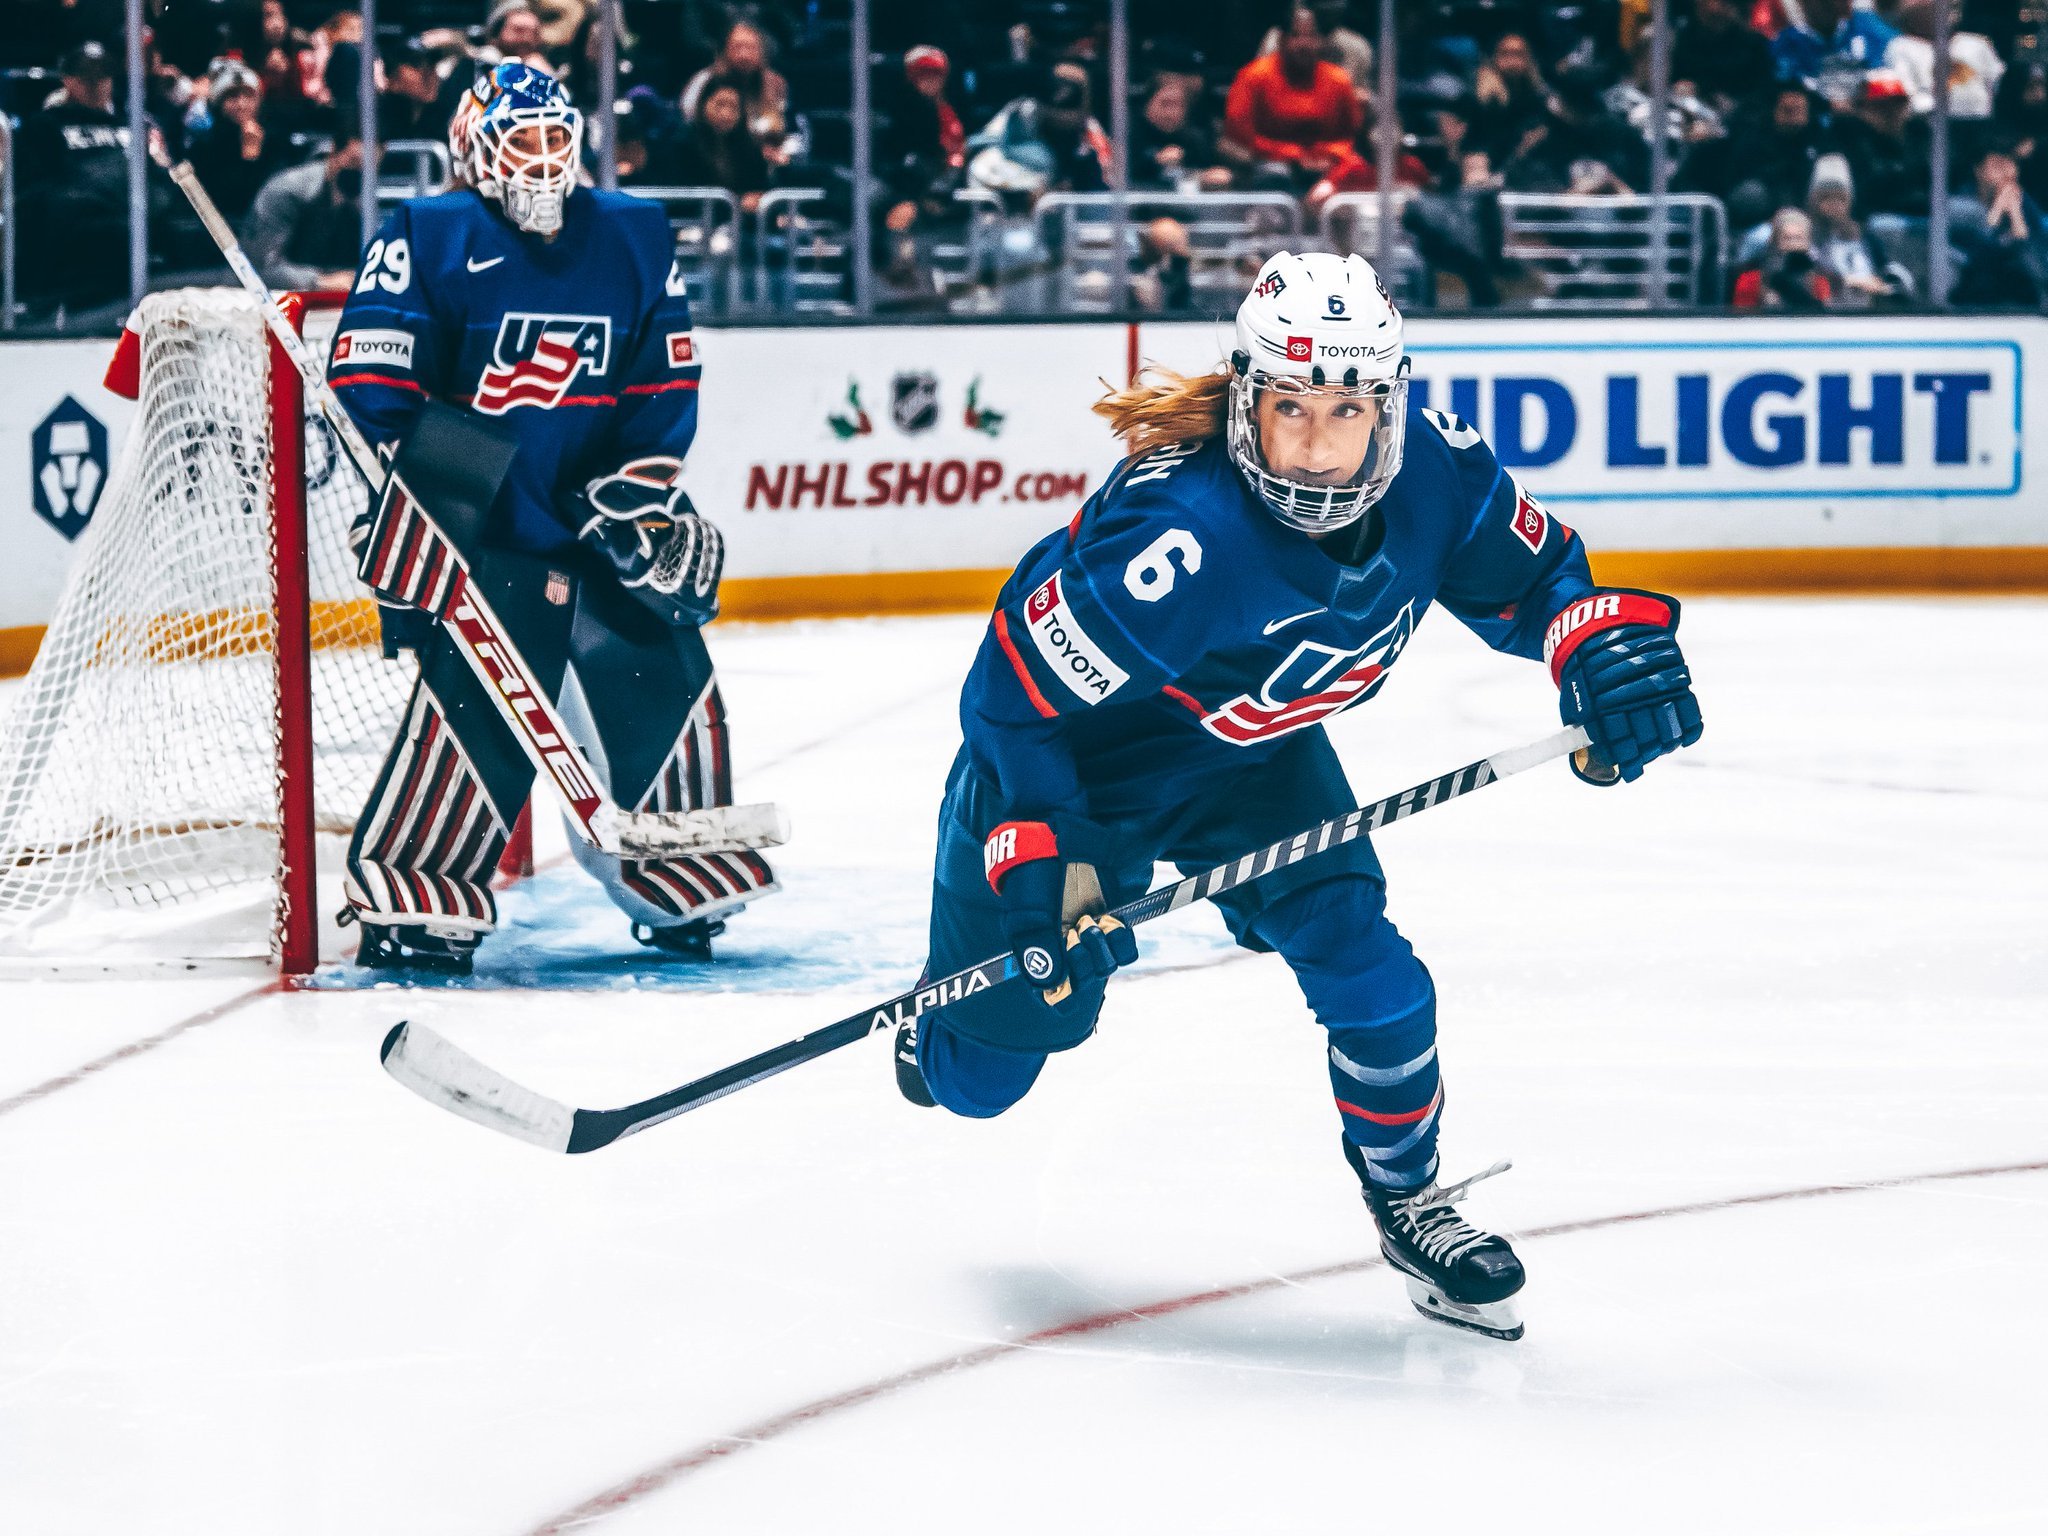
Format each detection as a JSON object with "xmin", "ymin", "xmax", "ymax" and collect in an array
[{"xmin": 1123, "ymin": 528, "xmax": 1202, "ymax": 601}]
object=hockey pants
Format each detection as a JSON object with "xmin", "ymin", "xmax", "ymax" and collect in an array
[
  {"xmin": 912, "ymin": 729, "xmax": 1442, "ymax": 1190},
  {"xmin": 344, "ymin": 549, "xmax": 777, "ymax": 938}
]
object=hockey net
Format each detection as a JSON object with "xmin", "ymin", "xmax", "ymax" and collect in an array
[{"xmin": 0, "ymin": 288, "xmax": 415, "ymax": 968}]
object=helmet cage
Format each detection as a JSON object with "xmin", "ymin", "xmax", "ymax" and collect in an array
[
  {"xmin": 1226, "ymin": 360, "xmax": 1409, "ymax": 533},
  {"xmin": 471, "ymin": 99, "xmax": 582, "ymax": 236}
]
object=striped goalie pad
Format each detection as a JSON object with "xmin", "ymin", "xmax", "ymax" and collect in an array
[
  {"xmin": 345, "ymin": 682, "xmax": 509, "ymax": 930},
  {"xmin": 344, "ymin": 864, "xmax": 496, "ymax": 932},
  {"xmin": 357, "ymin": 475, "xmax": 467, "ymax": 617},
  {"xmin": 619, "ymin": 685, "xmax": 778, "ymax": 922}
]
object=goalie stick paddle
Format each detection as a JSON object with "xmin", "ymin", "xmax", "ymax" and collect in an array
[
  {"xmin": 379, "ymin": 726, "xmax": 1591, "ymax": 1154},
  {"xmin": 155, "ymin": 152, "xmax": 784, "ymax": 862}
]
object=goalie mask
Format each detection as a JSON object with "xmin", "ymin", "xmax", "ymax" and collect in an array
[
  {"xmin": 455, "ymin": 62, "xmax": 582, "ymax": 237},
  {"xmin": 1228, "ymin": 251, "xmax": 1409, "ymax": 533}
]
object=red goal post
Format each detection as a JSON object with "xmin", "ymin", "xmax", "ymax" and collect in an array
[
  {"xmin": 0, "ymin": 289, "xmax": 406, "ymax": 970},
  {"xmin": 0, "ymin": 287, "xmax": 541, "ymax": 972}
]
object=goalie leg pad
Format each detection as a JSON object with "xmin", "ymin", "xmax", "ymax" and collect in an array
[
  {"xmin": 560, "ymin": 609, "xmax": 779, "ymax": 927},
  {"xmin": 561, "ymin": 670, "xmax": 780, "ymax": 930},
  {"xmin": 344, "ymin": 591, "xmax": 559, "ymax": 930},
  {"xmin": 565, "ymin": 579, "xmax": 715, "ymax": 797}
]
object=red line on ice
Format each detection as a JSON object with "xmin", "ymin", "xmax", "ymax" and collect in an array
[
  {"xmin": 0, "ymin": 982, "xmax": 277, "ymax": 1119},
  {"xmin": 519, "ymin": 1157, "xmax": 2048, "ymax": 1536}
]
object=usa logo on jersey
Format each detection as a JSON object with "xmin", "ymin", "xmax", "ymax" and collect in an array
[
  {"xmin": 473, "ymin": 313, "xmax": 612, "ymax": 414},
  {"xmin": 1200, "ymin": 603, "xmax": 1416, "ymax": 744}
]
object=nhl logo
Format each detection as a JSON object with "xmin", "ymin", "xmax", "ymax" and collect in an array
[
  {"xmin": 545, "ymin": 570, "xmax": 572, "ymax": 606},
  {"xmin": 891, "ymin": 371, "xmax": 939, "ymax": 435}
]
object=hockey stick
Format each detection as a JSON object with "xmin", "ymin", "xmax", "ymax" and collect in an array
[
  {"xmin": 155, "ymin": 150, "xmax": 784, "ymax": 861},
  {"xmin": 380, "ymin": 725, "xmax": 1591, "ymax": 1153}
]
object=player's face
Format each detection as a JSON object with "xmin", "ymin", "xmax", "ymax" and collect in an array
[
  {"xmin": 501, "ymin": 121, "xmax": 574, "ymax": 175},
  {"xmin": 1255, "ymin": 388, "xmax": 1383, "ymax": 486}
]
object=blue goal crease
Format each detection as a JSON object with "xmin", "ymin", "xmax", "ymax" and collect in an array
[{"xmin": 300, "ymin": 864, "xmax": 1239, "ymax": 993}]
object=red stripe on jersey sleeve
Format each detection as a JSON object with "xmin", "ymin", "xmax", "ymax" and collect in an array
[
  {"xmin": 330, "ymin": 372, "xmax": 424, "ymax": 393},
  {"xmin": 992, "ymin": 610, "xmax": 1059, "ymax": 720}
]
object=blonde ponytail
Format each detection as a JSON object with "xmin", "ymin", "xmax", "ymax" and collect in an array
[{"xmin": 1092, "ymin": 364, "xmax": 1233, "ymax": 456}]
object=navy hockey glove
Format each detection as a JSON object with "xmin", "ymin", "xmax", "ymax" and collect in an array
[
  {"xmin": 984, "ymin": 819, "xmax": 1137, "ymax": 1014},
  {"xmin": 574, "ymin": 456, "xmax": 724, "ymax": 626},
  {"xmin": 1546, "ymin": 589, "xmax": 1703, "ymax": 786}
]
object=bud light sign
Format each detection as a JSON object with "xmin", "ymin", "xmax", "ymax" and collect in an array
[{"xmin": 1407, "ymin": 337, "xmax": 2021, "ymax": 501}]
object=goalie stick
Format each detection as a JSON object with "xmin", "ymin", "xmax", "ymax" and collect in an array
[
  {"xmin": 156, "ymin": 151, "xmax": 784, "ymax": 862},
  {"xmin": 380, "ymin": 726, "xmax": 1591, "ymax": 1153}
]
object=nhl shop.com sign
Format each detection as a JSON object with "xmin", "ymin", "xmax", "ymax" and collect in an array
[
  {"xmin": 31, "ymin": 396, "xmax": 110, "ymax": 541},
  {"xmin": 675, "ymin": 321, "xmax": 1133, "ymax": 583}
]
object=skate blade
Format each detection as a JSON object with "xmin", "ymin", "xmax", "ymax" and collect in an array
[{"xmin": 1404, "ymin": 1277, "xmax": 1524, "ymax": 1341}]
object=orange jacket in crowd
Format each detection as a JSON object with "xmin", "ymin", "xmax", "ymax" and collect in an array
[{"xmin": 1224, "ymin": 53, "xmax": 1361, "ymax": 164}]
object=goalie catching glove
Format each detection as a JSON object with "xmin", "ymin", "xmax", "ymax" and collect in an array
[
  {"xmin": 1546, "ymin": 588, "xmax": 1703, "ymax": 786},
  {"xmin": 574, "ymin": 456, "xmax": 724, "ymax": 626}
]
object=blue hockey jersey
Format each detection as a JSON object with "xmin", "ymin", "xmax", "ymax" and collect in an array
[
  {"xmin": 961, "ymin": 405, "xmax": 1599, "ymax": 830},
  {"xmin": 325, "ymin": 185, "xmax": 700, "ymax": 553}
]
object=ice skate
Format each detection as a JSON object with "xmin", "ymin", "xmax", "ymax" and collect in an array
[
  {"xmin": 353, "ymin": 921, "xmax": 481, "ymax": 977},
  {"xmin": 1360, "ymin": 1158, "xmax": 1525, "ymax": 1341},
  {"xmin": 633, "ymin": 917, "xmax": 726, "ymax": 962}
]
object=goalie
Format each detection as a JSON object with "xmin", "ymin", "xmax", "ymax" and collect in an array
[{"xmin": 327, "ymin": 62, "xmax": 777, "ymax": 974}]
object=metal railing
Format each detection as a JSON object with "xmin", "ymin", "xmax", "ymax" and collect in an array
[
  {"xmin": 619, "ymin": 185, "xmax": 741, "ymax": 315},
  {"xmin": 921, "ymin": 188, "xmax": 1017, "ymax": 308},
  {"xmin": 1, "ymin": 115, "xmax": 15, "ymax": 331},
  {"xmin": 1317, "ymin": 192, "xmax": 1427, "ymax": 305},
  {"xmin": 375, "ymin": 140, "xmax": 452, "ymax": 206},
  {"xmin": 1034, "ymin": 191, "xmax": 1303, "ymax": 313},
  {"xmin": 3, "ymin": 0, "xmax": 1989, "ymax": 326},
  {"xmin": 1497, "ymin": 193, "xmax": 1728, "ymax": 310},
  {"xmin": 753, "ymin": 187, "xmax": 853, "ymax": 314}
]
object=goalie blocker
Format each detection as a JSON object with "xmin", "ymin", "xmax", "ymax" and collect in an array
[{"xmin": 345, "ymin": 404, "xmax": 777, "ymax": 970}]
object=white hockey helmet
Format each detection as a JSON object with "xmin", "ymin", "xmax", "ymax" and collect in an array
[
  {"xmin": 456, "ymin": 62, "xmax": 582, "ymax": 237},
  {"xmin": 1228, "ymin": 251, "xmax": 1409, "ymax": 532}
]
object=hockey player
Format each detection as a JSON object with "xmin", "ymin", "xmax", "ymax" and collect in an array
[
  {"xmin": 897, "ymin": 251, "xmax": 1701, "ymax": 1339},
  {"xmin": 326, "ymin": 62, "xmax": 776, "ymax": 973}
]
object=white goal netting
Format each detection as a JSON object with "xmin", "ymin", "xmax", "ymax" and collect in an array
[{"xmin": 0, "ymin": 289, "xmax": 415, "ymax": 959}]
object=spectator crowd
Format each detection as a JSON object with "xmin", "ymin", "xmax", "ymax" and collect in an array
[{"xmin": 1, "ymin": 0, "xmax": 2045, "ymax": 323}]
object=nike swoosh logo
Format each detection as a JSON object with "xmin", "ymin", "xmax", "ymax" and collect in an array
[
  {"xmin": 1262, "ymin": 608, "xmax": 1326, "ymax": 635},
  {"xmin": 467, "ymin": 255, "xmax": 505, "ymax": 272}
]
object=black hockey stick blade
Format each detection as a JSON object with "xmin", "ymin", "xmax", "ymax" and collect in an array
[{"xmin": 378, "ymin": 726, "xmax": 1590, "ymax": 1153}]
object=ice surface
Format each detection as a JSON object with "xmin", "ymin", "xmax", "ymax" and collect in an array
[{"xmin": 1, "ymin": 599, "xmax": 2043, "ymax": 1536}]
